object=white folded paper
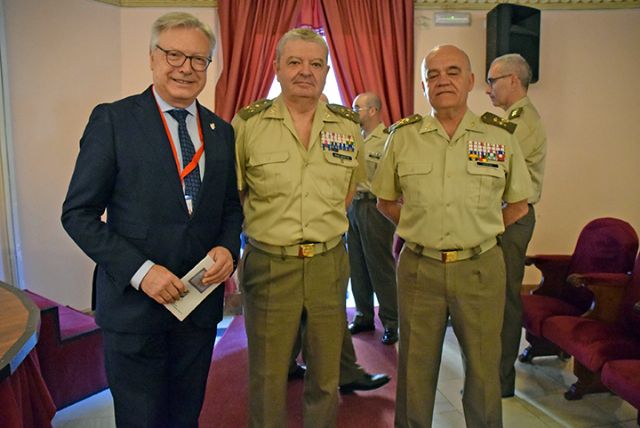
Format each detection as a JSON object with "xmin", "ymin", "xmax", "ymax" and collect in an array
[{"xmin": 165, "ymin": 255, "xmax": 221, "ymax": 321}]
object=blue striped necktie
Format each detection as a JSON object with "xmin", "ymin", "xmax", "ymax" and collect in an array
[{"xmin": 168, "ymin": 109, "xmax": 201, "ymax": 206}]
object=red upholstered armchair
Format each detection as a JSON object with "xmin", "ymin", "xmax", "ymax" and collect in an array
[
  {"xmin": 601, "ymin": 355, "xmax": 640, "ymax": 425},
  {"xmin": 25, "ymin": 290, "xmax": 108, "ymax": 409},
  {"xmin": 519, "ymin": 218, "xmax": 638, "ymax": 363},
  {"xmin": 543, "ymin": 255, "xmax": 640, "ymax": 400}
]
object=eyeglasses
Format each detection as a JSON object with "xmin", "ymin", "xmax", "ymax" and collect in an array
[
  {"xmin": 155, "ymin": 45, "xmax": 212, "ymax": 72},
  {"xmin": 486, "ymin": 74, "xmax": 512, "ymax": 86},
  {"xmin": 352, "ymin": 105, "xmax": 369, "ymax": 113}
]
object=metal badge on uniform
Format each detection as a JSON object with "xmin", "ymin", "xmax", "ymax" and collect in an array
[
  {"xmin": 209, "ymin": 122, "xmax": 216, "ymax": 130},
  {"xmin": 468, "ymin": 141, "xmax": 505, "ymax": 165}
]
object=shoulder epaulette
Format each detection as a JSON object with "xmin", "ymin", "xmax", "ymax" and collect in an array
[
  {"xmin": 387, "ymin": 114, "xmax": 422, "ymax": 133},
  {"xmin": 237, "ymin": 99, "xmax": 273, "ymax": 120},
  {"xmin": 481, "ymin": 112, "xmax": 516, "ymax": 134},
  {"xmin": 327, "ymin": 103, "xmax": 359, "ymax": 123},
  {"xmin": 508, "ymin": 107, "xmax": 524, "ymax": 120}
]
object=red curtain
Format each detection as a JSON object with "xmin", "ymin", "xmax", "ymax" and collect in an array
[
  {"xmin": 318, "ymin": 0, "xmax": 414, "ymax": 125},
  {"xmin": 214, "ymin": 0, "xmax": 302, "ymax": 121}
]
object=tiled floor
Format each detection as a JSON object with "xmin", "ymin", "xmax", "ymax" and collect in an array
[{"xmin": 52, "ymin": 315, "xmax": 638, "ymax": 428}]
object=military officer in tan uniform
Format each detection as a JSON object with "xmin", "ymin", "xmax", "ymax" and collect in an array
[
  {"xmin": 486, "ymin": 53, "xmax": 547, "ymax": 397},
  {"xmin": 372, "ymin": 45, "xmax": 532, "ymax": 428},
  {"xmin": 233, "ymin": 28, "xmax": 365, "ymax": 428},
  {"xmin": 348, "ymin": 92, "xmax": 399, "ymax": 345}
]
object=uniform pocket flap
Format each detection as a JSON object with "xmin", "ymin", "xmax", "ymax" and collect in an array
[
  {"xmin": 249, "ymin": 151, "xmax": 289, "ymax": 166},
  {"xmin": 398, "ymin": 162, "xmax": 432, "ymax": 177}
]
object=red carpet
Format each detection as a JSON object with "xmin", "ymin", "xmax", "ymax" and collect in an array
[{"xmin": 199, "ymin": 309, "xmax": 397, "ymax": 427}]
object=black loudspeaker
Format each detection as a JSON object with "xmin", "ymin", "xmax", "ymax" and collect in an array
[{"xmin": 486, "ymin": 4, "xmax": 541, "ymax": 83}]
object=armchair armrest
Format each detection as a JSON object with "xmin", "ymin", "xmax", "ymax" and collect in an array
[
  {"xmin": 525, "ymin": 255, "xmax": 572, "ymax": 297},
  {"xmin": 567, "ymin": 272, "xmax": 632, "ymax": 323}
]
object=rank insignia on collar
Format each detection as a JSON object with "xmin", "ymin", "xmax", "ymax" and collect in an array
[
  {"xmin": 509, "ymin": 107, "xmax": 524, "ymax": 120},
  {"xmin": 387, "ymin": 114, "xmax": 421, "ymax": 133},
  {"xmin": 481, "ymin": 112, "xmax": 516, "ymax": 134},
  {"xmin": 321, "ymin": 131, "xmax": 355, "ymax": 152},
  {"xmin": 237, "ymin": 98, "xmax": 273, "ymax": 120},
  {"xmin": 468, "ymin": 141, "xmax": 505, "ymax": 162}
]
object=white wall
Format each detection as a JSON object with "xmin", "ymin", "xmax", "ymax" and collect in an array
[{"xmin": 3, "ymin": 1, "xmax": 639, "ymax": 308}]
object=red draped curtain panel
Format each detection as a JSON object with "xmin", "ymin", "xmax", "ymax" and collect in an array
[
  {"xmin": 318, "ymin": 0, "xmax": 414, "ymax": 125},
  {"xmin": 214, "ymin": 0, "xmax": 302, "ymax": 121}
]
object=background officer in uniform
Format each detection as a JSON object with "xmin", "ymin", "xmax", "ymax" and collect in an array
[
  {"xmin": 233, "ymin": 28, "xmax": 365, "ymax": 427},
  {"xmin": 348, "ymin": 91, "xmax": 399, "ymax": 345},
  {"xmin": 373, "ymin": 45, "xmax": 532, "ymax": 428},
  {"xmin": 486, "ymin": 53, "xmax": 547, "ymax": 397}
]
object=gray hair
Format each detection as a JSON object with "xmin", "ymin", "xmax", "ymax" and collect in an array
[
  {"xmin": 492, "ymin": 54, "xmax": 532, "ymax": 89},
  {"xmin": 275, "ymin": 28, "xmax": 328, "ymax": 63},
  {"xmin": 150, "ymin": 12, "xmax": 216, "ymax": 55}
]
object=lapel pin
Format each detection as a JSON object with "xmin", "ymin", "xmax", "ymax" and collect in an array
[{"xmin": 209, "ymin": 122, "xmax": 216, "ymax": 130}]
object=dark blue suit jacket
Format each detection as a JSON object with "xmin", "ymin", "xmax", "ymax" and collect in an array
[{"xmin": 62, "ymin": 86, "xmax": 243, "ymax": 333}]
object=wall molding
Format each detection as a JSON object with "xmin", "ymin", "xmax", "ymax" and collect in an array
[
  {"xmin": 93, "ymin": 0, "xmax": 638, "ymax": 10},
  {"xmin": 414, "ymin": 0, "xmax": 639, "ymax": 10},
  {"xmin": 94, "ymin": 0, "xmax": 217, "ymax": 7}
]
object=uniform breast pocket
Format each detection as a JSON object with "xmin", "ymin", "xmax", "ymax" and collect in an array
[
  {"xmin": 247, "ymin": 151, "xmax": 291, "ymax": 197},
  {"xmin": 320, "ymin": 150, "xmax": 358, "ymax": 202},
  {"xmin": 365, "ymin": 152, "xmax": 381, "ymax": 181},
  {"xmin": 397, "ymin": 162, "xmax": 432, "ymax": 208},
  {"xmin": 466, "ymin": 163, "xmax": 505, "ymax": 210}
]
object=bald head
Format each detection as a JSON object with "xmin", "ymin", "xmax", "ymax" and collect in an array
[{"xmin": 352, "ymin": 92, "xmax": 383, "ymax": 135}]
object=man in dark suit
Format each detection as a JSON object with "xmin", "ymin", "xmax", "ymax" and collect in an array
[{"xmin": 61, "ymin": 12, "xmax": 242, "ymax": 427}]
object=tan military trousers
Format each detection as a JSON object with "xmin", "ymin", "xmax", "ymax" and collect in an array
[
  {"xmin": 395, "ymin": 245, "xmax": 505, "ymax": 428},
  {"xmin": 240, "ymin": 242, "xmax": 349, "ymax": 428}
]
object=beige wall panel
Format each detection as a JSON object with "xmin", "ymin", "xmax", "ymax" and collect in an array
[{"xmin": 5, "ymin": 0, "xmax": 120, "ymax": 306}]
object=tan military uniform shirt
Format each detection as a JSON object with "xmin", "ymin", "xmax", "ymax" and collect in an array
[
  {"xmin": 371, "ymin": 109, "xmax": 532, "ymax": 250},
  {"xmin": 234, "ymin": 96, "xmax": 364, "ymax": 246},
  {"xmin": 357, "ymin": 122, "xmax": 387, "ymax": 194},
  {"xmin": 507, "ymin": 96, "xmax": 547, "ymax": 205}
]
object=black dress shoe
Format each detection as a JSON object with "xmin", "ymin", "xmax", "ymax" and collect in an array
[
  {"xmin": 348, "ymin": 322, "xmax": 375, "ymax": 335},
  {"xmin": 339, "ymin": 373, "xmax": 391, "ymax": 394},
  {"xmin": 381, "ymin": 328, "xmax": 398, "ymax": 345},
  {"xmin": 287, "ymin": 364, "xmax": 306, "ymax": 380}
]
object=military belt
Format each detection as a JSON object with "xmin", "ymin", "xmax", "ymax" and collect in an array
[
  {"xmin": 405, "ymin": 238, "xmax": 497, "ymax": 263},
  {"xmin": 248, "ymin": 236, "xmax": 343, "ymax": 258},
  {"xmin": 354, "ymin": 191, "xmax": 376, "ymax": 201}
]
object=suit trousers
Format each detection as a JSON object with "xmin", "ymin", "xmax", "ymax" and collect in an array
[
  {"xmin": 395, "ymin": 245, "xmax": 505, "ymax": 428},
  {"xmin": 500, "ymin": 205, "xmax": 535, "ymax": 396},
  {"xmin": 241, "ymin": 242, "xmax": 349, "ymax": 428},
  {"xmin": 347, "ymin": 198, "xmax": 398, "ymax": 329},
  {"xmin": 103, "ymin": 319, "xmax": 216, "ymax": 428}
]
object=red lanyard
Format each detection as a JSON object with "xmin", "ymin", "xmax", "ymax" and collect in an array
[{"xmin": 155, "ymin": 99, "xmax": 205, "ymax": 182}]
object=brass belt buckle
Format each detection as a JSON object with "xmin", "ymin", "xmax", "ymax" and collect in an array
[
  {"xmin": 298, "ymin": 244, "xmax": 315, "ymax": 258},
  {"xmin": 441, "ymin": 251, "xmax": 458, "ymax": 263}
]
